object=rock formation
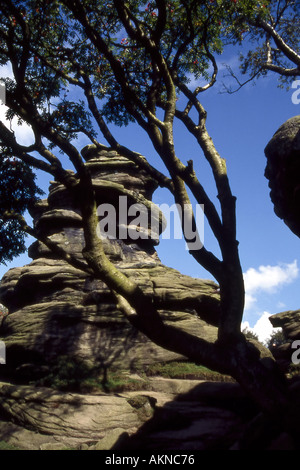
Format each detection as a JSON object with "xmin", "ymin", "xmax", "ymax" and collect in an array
[
  {"xmin": 2, "ymin": 126, "xmax": 300, "ymax": 451},
  {"xmin": 265, "ymin": 115, "xmax": 300, "ymax": 238},
  {"xmin": 265, "ymin": 116, "xmax": 300, "ymax": 370},
  {"xmin": 0, "ymin": 145, "xmax": 220, "ymax": 383},
  {"xmin": 269, "ymin": 310, "xmax": 300, "ymax": 371},
  {"xmin": 0, "ymin": 378, "xmax": 266, "ymax": 450}
]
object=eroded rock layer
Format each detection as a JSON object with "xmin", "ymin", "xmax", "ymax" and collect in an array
[
  {"xmin": 269, "ymin": 310, "xmax": 300, "ymax": 370},
  {"xmin": 0, "ymin": 145, "xmax": 220, "ymax": 381},
  {"xmin": 265, "ymin": 115, "xmax": 300, "ymax": 238},
  {"xmin": 264, "ymin": 116, "xmax": 300, "ymax": 371}
]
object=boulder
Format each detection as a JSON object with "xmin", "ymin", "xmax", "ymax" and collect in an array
[
  {"xmin": 0, "ymin": 379, "xmax": 255, "ymax": 450},
  {"xmin": 270, "ymin": 309, "xmax": 300, "ymax": 341},
  {"xmin": 1, "ymin": 377, "xmax": 292, "ymax": 450},
  {"xmin": 0, "ymin": 381, "xmax": 143, "ymax": 448},
  {"xmin": 265, "ymin": 115, "xmax": 300, "ymax": 238},
  {"xmin": 269, "ymin": 310, "xmax": 300, "ymax": 370},
  {"xmin": 0, "ymin": 145, "xmax": 220, "ymax": 382},
  {"xmin": 264, "ymin": 116, "xmax": 300, "ymax": 371}
]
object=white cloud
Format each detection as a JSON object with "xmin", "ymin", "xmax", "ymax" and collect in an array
[
  {"xmin": 244, "ymin": 292, "xmax": 257, "ymax": 311},
  {"xmin": 242, "ymin": 261, "xmax": 298, "ymax": 344},
  {"xmin": 0, "ymin": 103, "xmax": 35, "ymax": 146},
  {"xmin": 242, "ymin": 312, "xmax": 281, "ymax": 345},
  {"xmin": 243, "ymin": 260, "xmax": 299, "ymax": 311},
  {"xmin": 0, "ymin": 64, "xmax": 35, "ymax": 146},
  {"xmin": 277, "ymin": 301, "xmax": 286, "ymax": 310},
  {"xmin": 0, "ymin": 63, "xmax": 14, "ymax": 80}
]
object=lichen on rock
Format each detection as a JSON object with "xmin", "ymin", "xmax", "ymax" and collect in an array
[{"xmin": 0, "ymin": 146, "xmax": 220, "ymax": 383}]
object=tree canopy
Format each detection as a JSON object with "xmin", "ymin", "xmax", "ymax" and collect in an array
[
  {"xmin": 0, "ymin": 156, "xmax": 42, "ymax": 263},
  {"xmin": 0, "ymin": 0, "xmax": 298, "ymax": 264},
  {"xmin": 0, "ymin": 0, "xmax": 300, "ymax": 440}
]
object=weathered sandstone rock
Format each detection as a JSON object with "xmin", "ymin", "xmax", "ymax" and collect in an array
[
  {"xmin": 265, "ymin": 115, "xmax": 300, "ymax": 238},
  {"xmin": 0, "ymin": 379, "xmax": 255, "ymax": 450},
  {"xmin": 264, "ymin": 117, "xmax": 300, "ymax": 370},
  {"xmin": 0, "ymin": 145, "xmax": 220, "ymax": 382},
  {"xmin": 268, "ymin": 309, "xmax": 300, "ymax": 369}
]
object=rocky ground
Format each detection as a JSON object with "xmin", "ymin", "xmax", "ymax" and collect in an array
[
  {"xmin": 0, "ymin": 377, "xmax": 245, "ymax": 451},
  {"xmin": 0, "ymin": 375, "xmax": 295, "ymax": 451},
  {"xmin": 1, "ymin": 130, "xmax": 300, "ymax": 452}
]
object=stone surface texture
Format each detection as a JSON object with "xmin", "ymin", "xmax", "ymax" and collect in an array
[
  {"xmin": 0, "ymin": 145, "xmax": 220, "ymax": 381},
  {"xmin": 0, "ymin": 379, "xmax": 259, "ymax": 450},
  {"xmin": 269, "ymin": 309, "xmax": 300, "ymax": 370},
  {"xmin": 265, "ymin": 115, "xmax": 300, "ymax": 238},
  {"xmin": 265, "ymin": 116, "xmax": 300, "ymax": 370},
  {"xmin": 1, "ymin": 129, "xmax": 300, "ymax": 450}
]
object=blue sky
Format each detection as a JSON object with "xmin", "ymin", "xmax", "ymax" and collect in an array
[{"xmin": 1, "ymin": 45, "xmax": 300, "ymax": 344}]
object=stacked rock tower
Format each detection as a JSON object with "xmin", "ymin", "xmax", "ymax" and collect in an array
[{"xmin": 0, "ymin": 145, "xmax": 220, "ymax": 382}]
